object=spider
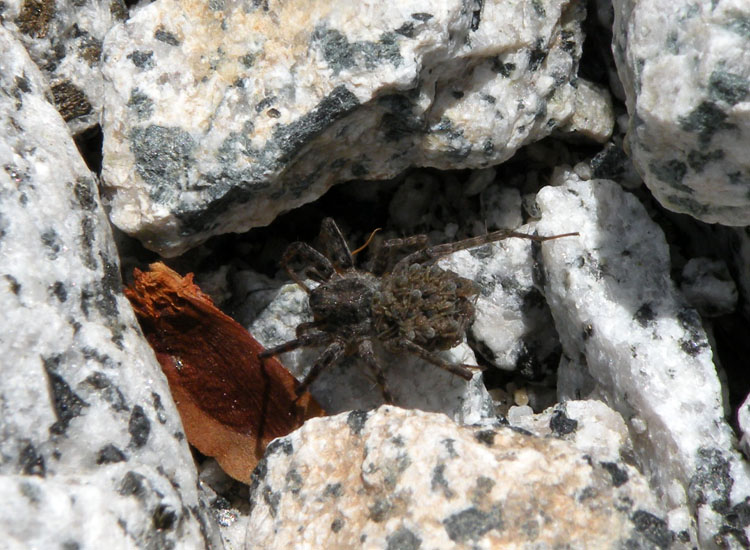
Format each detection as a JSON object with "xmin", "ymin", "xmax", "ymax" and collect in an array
[{"xmin": 259, "ymin": 218, "xmax": 577, "ymax": 403}]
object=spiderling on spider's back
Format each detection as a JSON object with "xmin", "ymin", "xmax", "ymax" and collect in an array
[{"xmin": 259, "ymin": 218, "xmax": 578, "ymax": 403}]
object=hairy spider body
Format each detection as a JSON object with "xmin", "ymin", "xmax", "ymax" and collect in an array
[
  {"xmin": 259, "ymin": 218, "xmax": 577, "ymax": 403},
  {"xmin": 372, "ymin": 263, "xmax": 478, "ymax": 351}
]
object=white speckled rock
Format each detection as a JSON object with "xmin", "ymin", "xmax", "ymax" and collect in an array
[
  {"xmin": 437, "ymin": 225, "xmax": 562, "ymax": 376},
  {"xmin": 1, "ymin": 0, "xmax": 128, "ymax": 133},
  {"xmin": 246, "ymin": 406, "xmax": 674, "ymax": 550},
  {"xmin": 0, "ymin": 27, "xmax": 212, "ymax": 549},
  {"xmin": 101, "ymin": 0, "xmax": 603, "ymax": 256},
  {"xmin": 612, "ymin": 0, "xmax": 750, "ymax": 226},
  {"xmin": 249, "ymin": 283, "xmax": 494, "ymax": 425},
  {"xmin": 536, "ymin": 169, "xmax": 750, "ymax": 549}
]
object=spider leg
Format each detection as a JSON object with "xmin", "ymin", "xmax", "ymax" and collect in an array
[
  {"xmin": 281, "ymin": 242, "xmax": 335, "ymax": 292},
  {"xmin": 317, "ymin": 218, "xmax": 354, "ymax": 271},
  {"xmin": 357, "ymin": 339, "xmax": 393, "ymax": 403},
  {"xmin": 295, "ymin": 320, "xmax": 324, "ymax": 338},
  {"xmin": 295, "ymin": 339, "xmax": 346, "ymax": 397},
  {"xmin": 392, "ymin": 338, "xmax": 477, "ymax": 381},
  {"xmin": 393, "ymin": 229, "xmax": 579, "ymax": 270},
  {"xmin": 367, "ymin": 234, "xmax": 429, "ymax": 275},
  {"xmin": 258, "ymin": 331, "xmax": 331, "ymax": 359}
]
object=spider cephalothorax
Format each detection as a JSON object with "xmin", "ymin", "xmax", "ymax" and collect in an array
[{"xmin": 259, "ymin": 218, "xmax": 576, "ymax": 403}]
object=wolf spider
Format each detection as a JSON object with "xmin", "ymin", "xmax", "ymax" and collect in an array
[{"xmin": 259, "ymin": 218, "xmax": 577, "ymax": 403}]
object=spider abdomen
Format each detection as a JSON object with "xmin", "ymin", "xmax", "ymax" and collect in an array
[{"xmin": 372, "ymin": 263, "xmax": 479, "ymax": 351}]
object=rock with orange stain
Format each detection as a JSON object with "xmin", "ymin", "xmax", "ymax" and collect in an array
[{"xmin": 245, "ymin": 406, "xmax": 674, "ymax": 550}]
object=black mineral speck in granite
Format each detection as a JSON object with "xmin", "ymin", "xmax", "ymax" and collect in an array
[
  {"xmin": 688, "ymin": 447, "xmax": 732, "ymax": 511},
  {"xmin": 43, "ymin": 355, "xmax": 89, "ymax": 435},
  {"xmin": 265, "ymin": 438, "xmax": 294, "ymax": 456},
  {"xmin": 395, "ymin": 22, "xmax": 415, "ymax": 38},
  {"xmin": 151, "ymin": 392, "xmax": 167, "ymax": 424},
  {"xmin": 40, "ymin": 228, "xmax": 61, "ymax": 260},
  {"xmin": 152, "ymin": 503, "xmax": 177, "ymax": 530},
  {"xmin": 128, "ymin": 89, "xmax": 154, "ymax": 120},
  {"xmin": 633, "ymin": 303, "xmax": 656, "ymax": 327},
  {"xmin": 50, "ymin": 281, "xmax": 67, "ymax": 302},
  {"xmin": 84, "ymin": 372, "xmax": 129, "ymax": 412},
  {"xmin": 310, "ymin": 26, "xmax": 402, "ymax": 75},
  {"xmin": 331, "ymin": 518, "xmax": 344, "ymax": 533},
  {"xmin": 130, "ymin": 125, "xmax": 196, "ymax": 203},
  {"xmin": 386, "ymin": 527, "xmax": 422, "ymax": 550},
  {"xmin": 687, "ymin": 149, "xmax": 724, "ymax": 172},
  {"xmin": 127, "ymin": 50, "xmax": 155, "ymax": 70},
  {"xmin": 600, "ymin": 461, "xmax": 629, "ymax": 487},
  {"xmin": 441, "ymin": 438, "xmax": 458, "ymax": 458},
  {"xmin": 474, "ymin": 429, "xmax": 496, "ymax": 446},
  {"xmin": 631, "ymin": 510, "xmax": 672, "ymax": 549},
  {"xmin": 285, "ymin": 468, "xmax": 303, "ymax": 494},
  {"xmin": 154, "ymin": 27, "xmax": 180, "ymax": 46},
  {"xmin": 368, "ymin": 498, "xmax": 393, "ymax": 523},
  {"xmin": 678, "ymin": 100, "xmax": 733, "ymax": 145},
  {"xmin": 649, "ymin": 160, "xmax": 692, "ymax": 193},
  {"xmin": 271, "ymin": 85, "xmax": 360, "ymax": 163},
  {"xmin": 262, "ymin": 486, "xmax": 281, "ymax": 517},
  {"xmin": 128, "ymin": 405, "xmax": 151, "ymax": 448},
  {"xmin": 324, "ymin": 483, "xmax": 343, "ymax": 498},
  {"xmin": 96, "ymin": 444, "xmax": 127, "ymax": 464},
  {"xmin": 431, "ymin": 463, "xmax": 455, "ymax": 498},
  {"xmin": 119, "ymin": 471, "xmax": 148, "ymax": 498},
  {"xmin": 490, "ymin": 57, "xmax": 516, "ymax": 77},
  {"xmin": 19, "ymin": 480, "xmax": 42, "ymax": 503},
  {"xmin": 51, "ymin": 81, "xmax": 92, "ymax": 122},
  {"xmin": 16, "ymin": 0, "xmax": 54, "ymax": 38},
  {"xmin": 709, "ymin": 69, "xmax": 750, "ymax": 106},
  {"xmin": 528, "ymin": 38, "xmax": 548, "ymax": 71},
  {"xmin": 549, "ymin": 409, "xmax": 578, "ymax": 436},
  {"xmin": 347, "ymin": 410, "xmax": 369, "ymax": 435},
  {"xmin": 19, "ymin": 442, "xmax": 46, "ymax": 477},
  {"xmin": 443, "ymin": 505, "xmax": 504, "ymax": 543}
]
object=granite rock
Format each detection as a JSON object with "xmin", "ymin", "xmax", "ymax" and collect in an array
[
  {"xmin": 536, "ymin": 169, "xmax": 750, "ymax": 548},
  {"xmin": 100, "ymin": 0, "xmax": 604, "ymax": 256},
  {"xmin": 245, "ymin": 406, "xmax": 672, "ymax": 550},
  {"xmin": 0, "ymin": 26, "xmax": 212, "ymax": 549},
  {"xmin": 1, "ymin": 0, "xmax": 128, "ymax": 133},
  {"xmin": 612, "ymin": 0, "xmax": 750, "ymax": 225}
]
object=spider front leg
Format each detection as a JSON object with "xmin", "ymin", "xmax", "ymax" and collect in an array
[
  {"xmin": 393, "ymin": 229, "xmax": 579, "ymax": 270},
  {"xmin": 258, "ymin": 330, "xmax": 331, "ymax": 359},
  {"xmin": 280, "ymin": 242, "xmax": 335, "ymax": 292},
  {"xmin": 294, "ymin": 339, "xmax": 347, "ymax": 397},
  {"xmin": 391, "ymin": 338, "xmax": 478, "ymax": 381},
  {"xmin": 357, "ymin": 339, "xmax": 394, "ymax": 403},
  {"xmin": 317, "ymin": 217, "xmax": 355, "ymax": 271}
]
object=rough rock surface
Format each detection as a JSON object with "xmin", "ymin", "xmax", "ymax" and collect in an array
[
  {"xmin": 536, "ymin": 169, "xmax": 750, "ymax": 548},
  {"xmin": 0, "ymin": 27, "xmax": 213, "ymax": 549},
  {"xmin": 1, "ymin": 0, "xmax": 127, "ymax": 133},
  {"xmin": 101, "ymin": 0, "xmax": 601, "ymax": 256},
  {"xmin": 613, "ymin": 0, "xmax": 750, "ymax": 225},
  {"xmin": 245, "ymin": 406, "xmax": 672, "ymax": 550}
]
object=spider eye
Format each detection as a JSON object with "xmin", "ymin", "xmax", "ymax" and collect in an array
[{"xmin": 410, "ymin": 289, "xmax": 422, "ymax": 300}]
